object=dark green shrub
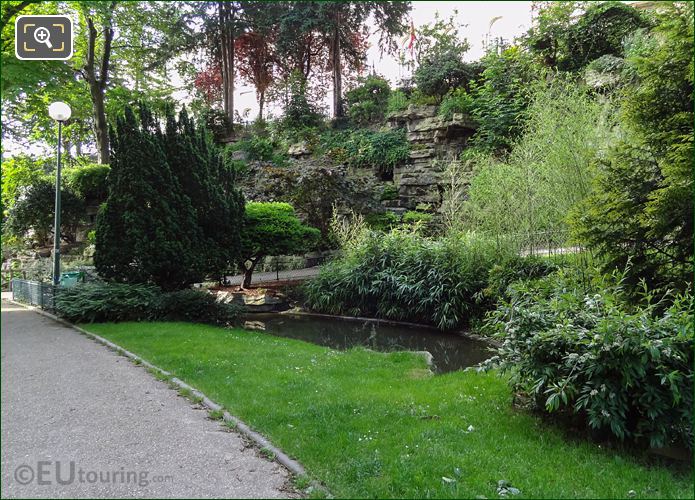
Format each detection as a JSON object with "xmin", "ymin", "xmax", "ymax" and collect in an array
[
  {"xmin": 55, "ymin": 283, "xmax": 243, "ymax": 325},
  {"xmin": 64, "ymin": 164, "xmax": 111, "ymax": 202},
  {"xmin": 386, "ymin": 90, "xmax": 410, "ymax": 115},
  {"xmin": 345, "ymin": 75, "xmax": 391, "ymax": 125},
  {"xmin": 364, "ymin": 211, "xmax": 400, "ymax": 231},
  {"xmin": 304, "ymin": 231, "xmax": 509, "ymax": 329},
  {"xmin": 380, "ymin": 184, "xmax": 399, "ymax": 201},
  {"xmin": 485, "ymin": 255, "xmax": 558, "ymax": 301},
  {"xmin": 402, "ymin": 210, "xmax": 433, "ymax": 225},
  {"xmin": 322, "ymin": 129, "xmax": 410, "ymax": 178},
  {"xmin": 485, "ymin": 269, "xmax": 693, "ymax": 448},
  {"xmin": 159, "ymin": 289, "xmax": 242, "ymax": 326},
  {"xmin": 55, "ymin": 282, "xmax": 162, "ymax": 323},
  {"xmin": 438, "ymin": 88, "xmax": 473, "ymax": 120},
  {"xmin": 7, "ymin": 179, "xmax": 85, "ymax": 246},
  {"xmin": 414, "ymin": 50, "xmax": 481, "ymax": 101},
  {"xmin": 238, "ymin": 136, "xmax": 288, "ymax": 165}
]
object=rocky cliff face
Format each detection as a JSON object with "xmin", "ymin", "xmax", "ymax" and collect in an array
[{"xmin": 387, "ymin": 105, "xmax": 476, "ymax": 210}]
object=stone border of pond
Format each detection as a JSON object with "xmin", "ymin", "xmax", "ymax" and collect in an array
[
  {"xmin": 7, "ymin": 299, "xmax": 329, "ymax": 497},
  {"xmin": 277, "ymin": 309, "xmax": 502, "ymax": 347}
]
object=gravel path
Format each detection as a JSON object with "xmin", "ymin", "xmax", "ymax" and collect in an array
[{"xmin": 0, "ymin": 301, "xmax": 297, "ymax": 499}]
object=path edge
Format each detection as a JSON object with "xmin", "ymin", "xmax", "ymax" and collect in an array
[{"xmin": 6, "ymin": 299, "xmax": 329, "ymax": 497}]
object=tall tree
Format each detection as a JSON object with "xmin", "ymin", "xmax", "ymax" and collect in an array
[
  {"xmin": 571, "ymin": 2, "xmax": 693, "ymax": 290},
  {"xmin": 316, "ymin": 1, "xmax": 410, "ymax": 118},
  {"xmin": 79, "ymin": 2, "xmax": 115, "ymax": 164}
]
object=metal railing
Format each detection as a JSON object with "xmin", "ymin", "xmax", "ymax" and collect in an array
[{"xmin": 10, "ymin": 279, "xmax": 61, "ymax": 313}]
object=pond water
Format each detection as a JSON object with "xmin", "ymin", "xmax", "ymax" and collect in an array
[{"xmin": 243, "ymin": 313, "xmax": 493, "ymax": 374}]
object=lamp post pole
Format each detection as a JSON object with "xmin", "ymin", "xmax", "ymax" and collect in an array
[
  {"xmin": 52, "ymin": 120, "xmax": 63, "ymax": 286},
  {"xmin": 48, "ymin": 101, "xmax": 70, "ymax": 286}
]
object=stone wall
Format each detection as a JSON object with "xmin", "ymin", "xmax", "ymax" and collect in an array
[{"xmin": 387, "ymin": 105, "xmax": 476, "ymax": 210}]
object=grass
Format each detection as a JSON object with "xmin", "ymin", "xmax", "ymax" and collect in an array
[{"xmin": 84, "ymin": 321, "xmax": 693, "ymax": 499}]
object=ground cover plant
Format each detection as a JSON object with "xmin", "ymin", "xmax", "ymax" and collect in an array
[{"xmin": 85, "ymin": 321, "xmax": 693, "ymax": 499}]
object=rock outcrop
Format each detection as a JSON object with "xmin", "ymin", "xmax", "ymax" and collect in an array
[{"xmin": 387, "ymin": 105, "xmax": 476, "ymax": 210}]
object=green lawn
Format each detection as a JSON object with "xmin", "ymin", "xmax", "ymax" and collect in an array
[{"xmin": 85, "ymin": 322, "xmax": 692, "ymax": 499}]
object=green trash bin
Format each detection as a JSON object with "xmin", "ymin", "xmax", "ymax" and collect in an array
[{"xmin": 60, "ymin": 271, "xmax": 83, "ymax": 287}]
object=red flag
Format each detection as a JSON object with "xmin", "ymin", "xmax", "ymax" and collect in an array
[{"xmin": 408, "ymin": 20, "xmax": 416, "ymax": 56}]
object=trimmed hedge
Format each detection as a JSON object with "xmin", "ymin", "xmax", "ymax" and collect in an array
[{"xmin": 55, "ymin": 282, "xmax": 242, "ymax": 326}]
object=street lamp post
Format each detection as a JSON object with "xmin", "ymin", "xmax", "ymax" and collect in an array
[{"xmin": 48, "ymin": 102, "xmax": 72, "ymax": 286}]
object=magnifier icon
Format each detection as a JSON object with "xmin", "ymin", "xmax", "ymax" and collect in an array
[{"xmin": 34, "ymin": 27, "xmax": 52, "ymax": 49}]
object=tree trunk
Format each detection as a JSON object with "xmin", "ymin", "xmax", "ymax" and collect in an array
[
  {"xmin": 83, "ymin": 7, "xmax": 114, "ymax": 164},
  {"xmin": 331, "ymin": 25, "xmax": 343, "ymax": 118},
  {"xmin": 258, "ymin": 91, "xmax": 264, "ymax": 121},
  {"xmin": 90, "ymin": 81, "xmax": 110, "ymax": 163},
  {"xmin": 241, "ymin": 258, "xmax": 257, "ymax": 289},
  {"xmin": 219, "ymin": 1, "xmax": 235, "ymax": 130}
]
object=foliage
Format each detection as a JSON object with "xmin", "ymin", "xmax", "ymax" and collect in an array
[
  {"xmin": 402, "ymin": 210, "xmax": 433, "ymax": 226},
  {"xmin": 464, "ymin": 78, "xmax": 613, "ymax": 249},
  {"xmin": 485, "ymin": 268, "xmax": 693, "ymax": 448},
  {"xmin": 304, "ymin": 230, "xmax": 511, "ymax": 329},
  {"xmin": 55, "ymin": 282, "xmax": 162, "ymax": 323},
  {"xmin": 55, "ymin": 282, "xmax": 241, "ymax": 326},
  {"xmin": 385, "ymin": 89, "xmax": 410, "ymax": 115},
  {"xmin": 438, "ymin": 88, "xmax": 474, "ymax": 120},
  {"xmin": 63, "ymin": 164, "xmax": 111, "ymax": 202},
  {"xmin": 96, "ymin": 105, "xmax": 244, "ymax": 290},
  {"xmin": 6, "ymin": 179, "xmax": 84, "ymax": 246},
  {"xmin": 89, "ymin": 320, "xmax": 694, "ymax": 499},
  {"xmin": 469, "ymin": 46, "xmax": 542, "ymax": 152},
  {"xmin": 1, "ymin": 155, "xmax": 53, "ymax": 214},
  {"xmin": 239, "ymin": 202, "xmax": 320, "ymax": 287},
  {"xmin": 364, "ymin": 211, "xmax": 400, "ymax": 232},
  {"xmin": 321, "ymin": 128, "xmax": 410, "ymax": 178},
  {"xmin": 237, "ymin": 135, "xmax": 287, "ymax": 164},
  {"xmin": 380, "ymin": 184, "xmax": 399, "ymax": 201},
  {"xmin": 158, "ymin": 289, "xmax": 242, "ymax": 326},
  {"xmin": 345, "ymin": 75, "xmax": 391, "ymax": 125},
  {"xmin": 566, "ymin": 2, "xmax": 648, "ymax": 71},
  {"xmin": 280, "ymin": 71, "xmax": 325, "ymax": 130},
  {"xmin": 484, "ymin": 255, "xmax": 558, "ymax": 302},
  {"xmin": 570, "ymin": 3, "xmax": 693, "ymax": 291},
  {"xmin": 414, "ymin": 51, "xmax": 480, "ymax": 101},
  {"xmin": 524, "ymin": 1, "xmax": 584, "ymax": 68}
]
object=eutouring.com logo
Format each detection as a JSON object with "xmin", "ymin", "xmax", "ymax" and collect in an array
[{"xmin": 14, "ymin": 461, "xmax": 174, "ymax": 488}]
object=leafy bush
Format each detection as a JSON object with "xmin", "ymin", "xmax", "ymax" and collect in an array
[
  {"xmin": 380, "ymin": 184, "xmax": 399, "ymax": 201},
  {"xmin": 55, "ymin": 282, "xmax": 162, "ymax": 323},
  {"xmin": 55, "ymin": 282, "xmax": 242, "ymax": 325},
  {"xmin": 238, "ymin": 136, "xmax": 288, "ymax": 164},
  {"xmin": 402, "ymin": 210, "xmax": 433, "ymax": 225},
  {"xmin": 386, "ymin": 90, "xmax": 410, "ymax": 115},
  {"xmin": 345, "ymin": 75, "xmax": 391, "ymax": 125},
  {"xmin": 485, "ymin": 269, "xmax": 693, "ymax": 448},
  {"xmin": 159, "ymin": 289, "xmax": 242, "ymax": 325},
  {"xmin": 364, "ymin": 211, "xmax": 400, "ymax": 231},
  {"xmin": 304, "ymin": 230, "xmax": 510, "ymax": 329},
  {"xmin": 438, "ymin": 88, "xmax": 473, "ymax": 120},
  {"xmin": 321, "ymin": 128, "xmax": 410, "ymax": 178},
  {"xmin": 64, "ymin": 164, "xmax": 111, "ymax": 202},
  {"xmin": 7, "ymin": 179, "xmax": 85, "ymax": 246},
  {"xmin": 414, "ymin": 49, "xmax": 481, "ymax": 100},
  {"xmin": 484, "ymin": 255, "xmax": 558, "ymax": 301}
]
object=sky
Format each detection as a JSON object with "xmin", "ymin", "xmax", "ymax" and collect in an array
[{"xmin": 230, "ymin": 1, "xmax": 535, "ymax": 118}]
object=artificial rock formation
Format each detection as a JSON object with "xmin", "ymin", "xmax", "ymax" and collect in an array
[{"xmin": 387, "ymin": 105, "xmax": 476, "ymax": 210}]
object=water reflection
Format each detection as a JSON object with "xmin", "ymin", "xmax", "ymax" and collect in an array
[{"xmin": 243, "ymin": 313, "xmax": 493, "ymax": 374}]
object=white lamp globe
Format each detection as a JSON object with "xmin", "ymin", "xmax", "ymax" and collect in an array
[{"xmin": 48, "ymin": 102, "xmax": 71, "ymax": 121}]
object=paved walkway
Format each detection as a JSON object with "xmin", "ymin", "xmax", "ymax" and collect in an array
[
  {"xmin": 0, "ymin": 301, "xmax": 296, "ymax": 499},
  {"xmin": 225, "ymin": 266, "xmax": 321, "ymax": 286}
]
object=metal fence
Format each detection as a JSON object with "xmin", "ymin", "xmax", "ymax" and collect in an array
[{"xmin": 10, "ymin": 279, "xmax": 60, "ymax": 313}]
